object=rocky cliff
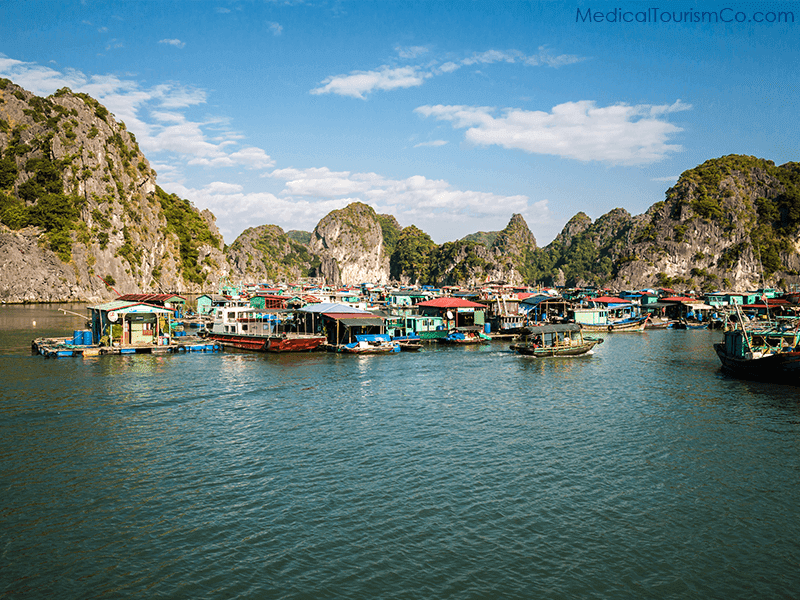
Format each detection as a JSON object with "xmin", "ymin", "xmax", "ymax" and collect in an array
[
  {"xmin": 2, "ymin": 76, "xmax": 798, "ymax": 301},
  {"xmin": 535, "ymin": 155, "xmax": 800, "ymax": 290},
  {"xmin": 226, "ymin": 224, "xmax": 318, "ymax": 283},
  {"xmin": 0, "ymin": 80, "xmax": 226, "ymax": 302},
  {"xmin": 309, "ymin": 202, "xmax": 391, "ymax": 286}
]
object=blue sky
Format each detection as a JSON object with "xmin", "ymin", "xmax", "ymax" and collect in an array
[{"xmin": 1, "ymin": 1, "xmax": 798, "ymax": 245}]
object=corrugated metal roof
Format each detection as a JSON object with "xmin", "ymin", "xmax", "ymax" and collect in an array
[
  {"xmin": 87, "ymin": 300, "xmax": 173, "ymax": 313},
  {"xmin": 298, "ymin": 303, "xmax": 372, "ymax": 314},
  {"xmin": 416, "ymin": 298, "xmax": 487, "ymax": 308},
  {"xmin": 117, "ymin": 293, "xmax": 186, "ymax": 303},
  {"xmin": 338, "ymin": 317, "xmax": 385, "ymax": 327}
]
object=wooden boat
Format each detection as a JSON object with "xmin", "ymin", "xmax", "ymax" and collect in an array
[
  {"xmin": 714, "ymin": 315, "xmax": 800, "ymax": 382},
  {"xmin": 510, "ymin": 323, "xmax": 603, "ymax": 357},
  {"xmin": 579, "ymin": 316, "xmax": 649, "ymax": 333},
  {"xmin": 644, "ymin": 318, "xmax": 674, "ymax": 329},
  {"xmin": 673, "ymin": 319, "xmax": 709, "ymax": 330},
  {"xmin": 205, "ymin": 307, "xmax": 326, "ymax": 352},
  {"xmin": 440, "ymin": 328, "xmax": 491, "ymax": 344},
  {"xmin": 337, "ymin": 334, "xmax": 400, "ymax": 354}
]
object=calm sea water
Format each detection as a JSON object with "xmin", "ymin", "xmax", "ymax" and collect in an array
[{"xmin": 2, "ymin": 304, "xmax": 800, "ymax": 599}]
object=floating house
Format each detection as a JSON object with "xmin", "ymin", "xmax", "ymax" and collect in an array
[
  {"xmin": 297, "ymin": 303, "xmax": 385, "ymax": 345},
  {"xmin": 196, "ymin": 294, "xmax": 232, "ymax": 315},
  {"xmin": 385, "ymin": 314, "xmax": 446, "ymax": 340},
  {"xmin": 415, "ymin": 297, "xmax": 487, "ymax": 331},
  {"xmin": 88, "ymin": 300, "xmax": 175, "ymax": 346},
  {"xmin": 117, "ymin": 293, "xmax": 186, "ymax": 316},
  {"xmin": 519, "ymin": 295, "xmax": 569, "ymax": 324}
]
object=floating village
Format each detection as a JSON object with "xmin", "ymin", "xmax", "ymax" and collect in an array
[{"xmin": 30, "ymin": 280, "xmax": 800, "ymax": 383}]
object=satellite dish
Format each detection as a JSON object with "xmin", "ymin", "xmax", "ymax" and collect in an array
[
  {"xmin": 446, "ymin": 310, "xmax": 454, "ymax": 320},
  {"xmin": 108, "ymin": 311, "xmax": 118, "ymax": 322}
]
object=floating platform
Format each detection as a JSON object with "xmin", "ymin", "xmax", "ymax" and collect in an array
[{"xmin": 32, "ymin": 336, "xmax": 223, "ymax": 358}]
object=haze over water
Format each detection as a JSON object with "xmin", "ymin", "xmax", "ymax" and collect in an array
[{"xmin": 2, "ymin": 305, "xmax": 799, "ymax": 599}]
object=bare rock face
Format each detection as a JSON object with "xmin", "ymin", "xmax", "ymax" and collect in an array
[
  {"xmin": 0, "ymin": 80, "xmax": 225, "ymax": 302},
  {"xmin": 309, "ymin": 202, "xmax": 390, "ymax": 286}
]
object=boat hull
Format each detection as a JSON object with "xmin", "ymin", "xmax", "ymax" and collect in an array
[
  {"xmin": 510, "ymin": 340, "xmax": 598, "ymax": 357},
  {"xmin": 208, "ymin": 333, "xmax": 325, "ymax": 352},
  {"xmin": 580, "ymin": 318, "xmax": 648, "ymax": 333},
  {"xmin": 714, "ymin": 343, "xmax": 800, "ymax": 382}
]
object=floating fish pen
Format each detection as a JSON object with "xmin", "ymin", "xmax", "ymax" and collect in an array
[{"xmin": 32, "ymin": 336, "xmax": 222, "ymax": 358}]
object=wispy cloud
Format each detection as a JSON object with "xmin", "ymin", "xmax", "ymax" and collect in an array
[
  {"xmin": 413, "ymin": 140, "xmax": 448, "ymax": 148},
  {"xmin": 415, "ymin": 100, "xmax": 692, "ymax": 165},
  {"xmin": 311, "ymin": 46, "xmax": 586, "ymax": 99},
  {"xmin": 311, "ymin": 65, "xmax": 431, "ymax": 99},
  {"xmin": 652, "ymin": 175, "xmax": 681, "ymax": 182},
  {"xmin": 396, "ymin": 45, "xmax": 428, "ymax": 59},
  {"xmin": 268, "ymin": 22, "xmax": 283, "ymax": 35},
  {"xmin": 159, "ymin": 38, "xmax": 186, "ymax": 49}
]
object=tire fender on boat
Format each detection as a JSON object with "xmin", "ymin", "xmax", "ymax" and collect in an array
[{"xmin": 607, "ymin": 325, "xmax": 614, "ymax": 332}]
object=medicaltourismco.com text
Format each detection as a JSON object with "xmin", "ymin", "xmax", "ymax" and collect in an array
[{"xmin": 576, "ymin": 7, "xmax": 794, "ymax": 24}]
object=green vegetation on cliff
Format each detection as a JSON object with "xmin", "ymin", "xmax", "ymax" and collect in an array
[
  {"xmin": 389, "ymin": 225, "xmax": 437, "ymax": 283},
  {"xmin": 0, "ymin": 135, "xmax": 82, "ymax": 261},
  {"xmin": 155, "ymin": 186, "xmax": 221, "ymax": 284}
]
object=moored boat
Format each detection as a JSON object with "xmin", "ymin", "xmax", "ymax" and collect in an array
[
  {"xmin": 714, "ymin": 318, "xmax": 800, "ymax": 382},
  {"xmin": 579, "ymin": 315, "xmax": 649, "ymax": 333},
  {"xmin": 337, "ymin": 334, "xmax": 400, "ymax": 354},
  {"xmin": 205, "ymin": 307, "xmax": 326, "ymax": 352},
  {"xmin": 510, "ymin": 323, "xmax": 602, "ymax": 357},
  {"xmin": 440, "ymin": 328, "xmax": 491, "ymax": 344}
]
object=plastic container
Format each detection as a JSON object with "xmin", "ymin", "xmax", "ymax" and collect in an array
[
  {"xmin": 484, "ymin": 323, "xmax": 491, "ymax": 334},
  {"xmin": 83, "ymin": 330, "xmax": 93, "ymax": 345},
  {"xmin": 73, "ymin": 330, "xmax": 86, "ymax": 345}
]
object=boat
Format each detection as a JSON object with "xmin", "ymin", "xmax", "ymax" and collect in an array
[
  {"xmin": 392, "ymin": 334, "xmax": 424, "ymax": 351},
  {"xmin": 337, "ymin": 334, "xmax": 400, "ymax": 354},
  {"xmin": 673, "ymin": 319, "xmax": 710, "ymax": 330},
  {"xmin": 205, "ymin": 307, "xmax": 326, "ymax": 352},
  {"xmin": 714, "ymin": 314, "xmax": 800, "ymax": 382},
  {"xmin": 579, "ymin": 315, "xmax": 649, "ymax": 333},
  {"xmin": 440, "ymin": 327, "xmax": 491, "ymax": 344},
  {"xmin": 510, "ymin": 323, "xmax": 603, "ymax": 357}
]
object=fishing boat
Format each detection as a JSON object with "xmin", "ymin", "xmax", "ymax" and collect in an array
[
  {"xmin": 205, "ymin": 307, "xmax": 326, "ymax": 352},
  {"xmin": 510, "ymin": 323, "xmax": 603, "ymax": 357},
  {"xmin": 440, "ymin": 327, "xmax": 491, "ymax": 345},
  {"xmin": 579, "ymin": 315, "xmax": 649, "ymax": 333},
  {"xmin": 393, "ymin": 334, "xmax": 424, "ymax": 351},
  {"xmin": 714, "ymin": 316, "xmax": 800, "ymax": 382},
  {"xmin": 337, "ymin": 334, "xmax": 400, "ymax": 354}
]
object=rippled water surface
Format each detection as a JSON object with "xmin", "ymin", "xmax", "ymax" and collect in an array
[{"xmin": 2, "ymin": 305, "xmax": 800, "ymax": 599}]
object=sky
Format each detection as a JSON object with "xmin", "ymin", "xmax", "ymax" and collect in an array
[{"xmin": 1, "ymin": 1, "xmax": 798, "ymax": 246}]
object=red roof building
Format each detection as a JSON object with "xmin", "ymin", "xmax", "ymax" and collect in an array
[{"xmin": 416, "ymin": 298, "xmax": 487, "ymax": 309}]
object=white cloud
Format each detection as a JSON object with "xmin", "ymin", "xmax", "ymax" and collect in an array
[
  {"xmin": 415, "ymin": 100, "xmax": 692, "ymax": 165},
  {"xmin": 159, "ymin": 38, "xmax": 186, "ymax": 49},
  {"xmin": 396, "ymin": 45, "xmax": 428, "ymax": 59},
  {"xmin": 413, "ymin": 140, "xmax": 448, "ymax": 148},
  {"xmin": 311, "ymin": 65, "xmax": 430, "ymax": 99},
  {"xmin": 652, "ymin": 175, "xmax": 681, "ymax": 182},
  {"xmin": 268, "ymin": 22, "xmax": 282, "ymax": 35},
  {"xmin": 312, "ymin": 47, "xmax": 586, "ymax": 98}
]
